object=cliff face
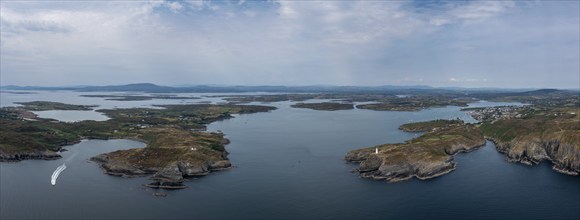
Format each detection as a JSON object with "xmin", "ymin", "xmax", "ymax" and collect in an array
[
  {"xmin": 491, "ymin": 137, "xmax": 580, "ymax": 175},
  {"xmin": 91, "ymin": 138, "xmax": 232, "ymax": 189},
  {"xmin": 346, "ymin": 124, "xmax": 485, "ymax": 182},
  {"xmin": 91, "ymin": 130, "xmax": 231, "ymax": 189},
  {"xmin": 480, "ymin": 109, "xmax": 580, "ymax": 176}
]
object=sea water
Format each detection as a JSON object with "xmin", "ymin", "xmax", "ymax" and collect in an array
[{"xmin": 0, "ymin": 92, "xmax": 577, "ymax": 219}]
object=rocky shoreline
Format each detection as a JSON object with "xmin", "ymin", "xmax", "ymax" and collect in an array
[
  {"xmin": 346, "ymin": 122, "xmax": 486, "ymax": 182},
  {"xmin": 346, "ymin": 141, "xmax": 486, "ymax": 182},
  {"xmin": 1, "ymin": 102, "xmax": 277, "ymax": 191},
  {"xmin": 0, "ymin": 150, "xmax": 62, "ymax": 162},
  {"xmin": 89, "ymin": 130, "xmax": 235, "ymax": 189},
  {"xmin": 487, "ymin": 137, "xmax": 579, "ymax": 176},
  {"xmin": 91, "ymin": 151, "xmax": 233, "ymax": 189}
]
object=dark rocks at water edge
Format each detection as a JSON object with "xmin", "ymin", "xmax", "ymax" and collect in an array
[
  {"xmin": 90, "ymin": 152, "xmax": 232, "ymax": 189},
  {"xmin": 479, "ymin": 105, "xmax": 579, "ymax": 176},
  {"xmin": 1, "ymin": 102, "xmax": 276, "ymax": 191},
  {"xmin": 345, "ymin": 122, "xmax": 486, "ymax": 182},
  {"xmin": 153, "ymin": 192, "xmax": 168, "ymax": 197},
  {"xmin": 490, "ymin": 138, "xmax": 580, "ymax": 176},
  {"xmin": 0, "ymin": 150, "xmax": 62, "ymax": 162}
]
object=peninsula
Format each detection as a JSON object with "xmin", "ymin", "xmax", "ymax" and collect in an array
[
  {"xmin": 346, "ymin": 120, "xmax": 485, "ymax": 181},
  {"xmin": 347, "ymin": 90, "xmax": 579, "ymax": 181},
  {"xmin": 476, "ymin": 106, "xmax": 579, "ymax": 175},
  {"xmin": 0, "ymin": 101, "xmax": 276, "ymax": 189}
]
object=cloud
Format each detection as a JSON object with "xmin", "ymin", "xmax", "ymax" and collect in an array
[
  {"xmin": 275, "ymin": 1, "xmax": 423, "ymax": 44},
  {"xmin": 0, "ymin": 0, "xmax": 578, "ymax": 88},
  {"xmin": 425, "ymin": 1, "xmax": 516, "ymax": 26},
  {"xmin": 167, "ymin": 2, "xmax": 184, "ymax": 13},
  {"xmin": 451, "ymin": 1, "xmax": 515, "ymax": 21},
  {"xmin": 0, "ymin": 8, "xmax": 72, "ymax": 34}
]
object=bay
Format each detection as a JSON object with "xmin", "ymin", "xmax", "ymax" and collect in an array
[{"xmin": 0, "ymin": 92, "xmax": 577, "ymax": 219}]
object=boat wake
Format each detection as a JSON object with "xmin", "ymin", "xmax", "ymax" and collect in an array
[
  {"xmin": 50, "ymin": 151, "xmax": 77, "ymax": 186},
  {"xmin": 51, "ymin": 164, "xmax": 66, "ymax": 186}
]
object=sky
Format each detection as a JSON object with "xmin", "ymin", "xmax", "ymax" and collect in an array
[{"xmin": 0, "ymin": 0, "xmax": 578, "ymax": 88}]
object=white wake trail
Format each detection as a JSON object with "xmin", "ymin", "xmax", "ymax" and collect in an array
[
  {"xmin": 66, "ymin": 151, "xmax": 78, "ymax": 163},
  {"xmin": 50, "ymin": 150, "xmax": 77, "ymax": 186},
  {"xmin": 50, "ymin": 163, "xmax": 67, "ymax": 186}
]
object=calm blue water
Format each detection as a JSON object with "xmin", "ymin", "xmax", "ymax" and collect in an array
[{"xmin": 0, "ymin": 93, "xmax": 578, "ymax": 219}]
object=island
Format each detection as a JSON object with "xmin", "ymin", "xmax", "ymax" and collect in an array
[
  {"xmin": 398, "ymin": 119, "xmax": 464, "ymax": 132},
  {"xmin": 220, "ymin": 93, "xmax": 474, "ymax": 111},
  {"xmin": 0, "ymin": 102, "xmax": 276, "ymax": 189},
  {"xmin": 346, "ymin": 120, "xmax": 485, "ymax": 181},
  {"xmin": 356, "ymin": 97, "xmax": 471, "ymax": 111},
  {"xmin": 15, "ymin": 101, "xmax": 97, "ymax": 111},
  {"xmin": 80, "ymin": 94, "xmax": 200, "ymax": 101},
  {"xmin": 291, "ymin": 102, "xmax": 354, "ymax": 111},
  {"xmin": 2, "ymin": 88, "xmax": 578, "ymax": 189}
]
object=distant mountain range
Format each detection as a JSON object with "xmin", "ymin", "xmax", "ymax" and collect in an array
[{"xmin": 0, "ymin": 83, "xmax": 574, "ymax": 94}]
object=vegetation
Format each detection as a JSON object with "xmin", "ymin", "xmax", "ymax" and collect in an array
[
  {"xmin": 15, "ymin": 101, "xmax": 96, "ymax": 111},
  {"xmin": 80, "ymin": 94, "xmax": 200, "ymax": 101},
  {"xmin": 478, "ymin": 106, "xmax": 579, "ymax": 174},
  {"xmin": 346, "ymin": 120, "xmax": 485, "ymax": 182},
  {"xmin": 220, "ymin": 94, "xmax": 317, "ymax": 103},
  {"xmin": 356, "ymin": 97, "xmax": 470, "ymax": 111},
  {"xmin": 219, "ymin": 93, "xmax": 475, "ymax": 111},
  {"xmin": 96, "ymin": 129, "xmax": 227, "ymax": 170},
  {"xmin": 0, "ymin": 119, "xmax": 80, "ymax": 154},
  {"xmin": 398, "ymin": 119, "xmax": 464, "ymax": 132},
  {"xmin": 476, "ymin": 105, "xmax": 578, "ymax": 143},
  {"xmin": 1, "ymin": 101, "xmax": 276, "ymax": 188},
  {"xmin": 347, "ymin": 88, "xmax": 580, "ymax": 180},
  {"xmin": 291, "ymin": 102, "xmax": 354, "ymax": 111},
  {"xmin": 472, "ymin": 89, "xmax": 579, "ymax": 108},
  {"xmin": 0, "ymin": 103, "xmax": 276, "ymax": 160}
]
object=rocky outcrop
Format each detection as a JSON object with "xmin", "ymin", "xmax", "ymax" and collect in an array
[
  {"xmin": 346, "ymin": 124, "xmax": 486, "ymax": 182},
  {"xmin": 0, "ymin": 150, "xmax": 62, "ymax": 162},
  {"xmin": 346, "ymin": 148, "xmax": 464, "ymax": 182},
  {"xmin": 489, "ymin": 138, "xmax": 580, "ymax": 175},
  {"xmin": 90, "ymin": 154, "xmax": 152, "ymax": 177},
  {"xmin": 209, "ymin": 160, "xmax": 232, "ymax": 171},
  {"xmin": 91, "ymin": 152, "xmax": 233, "ymax": 189},
  {"xmin": 344, "ymin": 150, "xmax": 373, "ymax": 163}
]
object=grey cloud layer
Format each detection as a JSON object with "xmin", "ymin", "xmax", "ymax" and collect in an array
[{"xmin": 1, "ymin": 0, "xmax": 578, "ymax": 88}]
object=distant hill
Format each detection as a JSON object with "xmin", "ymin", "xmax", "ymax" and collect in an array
[
  {"xmin": 519, "ymin": 89, "xmax": 561, "ymax": 95},
  {"xmin": 0, "ymin": 83, "xmax": 437, "ymax": 93},
  {"xmin": 0, "ymin": 83, "xmax": 572, "ymax": 94},
  {"xmin": 77, "ymin": 83, "xmax": 175, "ymax": 92}
]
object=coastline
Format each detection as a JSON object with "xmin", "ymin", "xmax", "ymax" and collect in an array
[{"xmin": 486, "ymin": 137, "xmax": 579, "ymax": 176}]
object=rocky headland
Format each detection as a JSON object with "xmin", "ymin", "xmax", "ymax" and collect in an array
[
  {"xmin": 479, "ymin": 106, "xmax": 580, "ymax": 175},
  {"xmin": 346, "ymin": 121, "xmax": 485, "ymax": 182},
  {"xmin": 90, "ymin": 130, "xmax": 233, "ymax": 189},
  {"xmin": 0, "ymin": 102, "xmax": 276, "ymax": 189}
]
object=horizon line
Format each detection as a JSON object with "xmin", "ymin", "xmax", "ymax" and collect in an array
[{"xmin": 0, "ymin": 83, "xmax": 578, "ymax": 91}]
